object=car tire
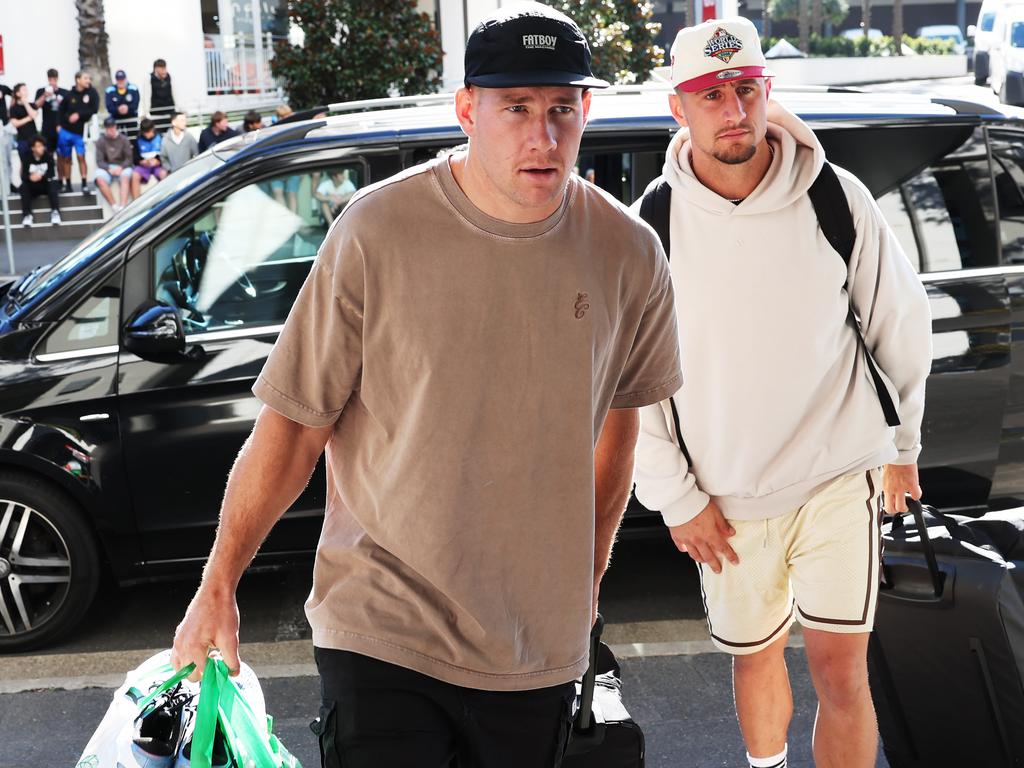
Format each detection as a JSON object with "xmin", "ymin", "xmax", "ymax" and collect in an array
[
  {"xmin": 975, "ymin": 52, "xmax": 989, "ymax": 85},
  {"xmin": 0, "ymin": 472, "xmax": 101, "ymax": 652}
]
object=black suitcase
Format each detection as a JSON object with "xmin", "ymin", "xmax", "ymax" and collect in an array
[
  {"xmin": 562, "ymin": 615, "xmax": 645, "ymax": 767},
  {"xmin": 868, "ymin": 499, "xmax": 1024, "ymax": 767}
]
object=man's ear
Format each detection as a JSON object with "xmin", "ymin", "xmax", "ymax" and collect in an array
[
  {"xmin": 581, "ymin": 88, "xmax": 593, "ymax": 123},
  {"xmin": 668, "ymin": 92, "xmax": 688, "ymax": 128},
  {"xmin": 765, "ymin": 77, "xmax": 773, "ymax": 101},
  {"xmin": 455, "ymin": 86, "xmax": 476, "ymax": 137}
]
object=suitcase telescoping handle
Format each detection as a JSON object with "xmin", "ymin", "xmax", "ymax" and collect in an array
[
  {"xmin": 890, "ymin": 497, "xmax": 944, "ymax": 599},
  {"xmin": 575, "ymin": 613, "xmax": 604, "ymax": 732}
]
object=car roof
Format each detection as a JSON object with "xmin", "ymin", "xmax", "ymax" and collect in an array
[
  {"xmin": 276, "ymin": 86, "xmax": 971, "ymax": 151},
  {"xmin": 917, "ymin": 24, "xmax": 963, "ymax": 34}
]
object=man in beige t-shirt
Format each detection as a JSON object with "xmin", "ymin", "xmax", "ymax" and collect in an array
[{"xmin": 171, "ymin": 4, "xmax": 681, "ymax": 766}]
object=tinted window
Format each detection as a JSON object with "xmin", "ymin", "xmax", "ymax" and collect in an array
[
  {"xmin": 876, "ymin": 187, "xmax": 922, "ymax": 272},
  {"xmin": 38, "ymin": 273, "xmax": 121, "ymax": 355},
  {"xmin": 576, "ymin": 149, "xmax": 665, "ymax": 204},
  {"xmin": 1013, "ymin": 21, "xmax": 1024, "ymax": 47},
  {"xmin": 982, "ymin": 12, "xmax": 996, "ymax": 31},
  {"xmin": 988, "ymin": 130, "xmax": 1024, "ymax": 264},
  {"xmin": 150, "ymin": 163, "xmax": 365, "ymax": 334}
]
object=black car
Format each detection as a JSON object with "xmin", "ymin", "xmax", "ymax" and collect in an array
[{"xmin": 0, "ymin": 88, "xmax": 1022, "ymax": 651}]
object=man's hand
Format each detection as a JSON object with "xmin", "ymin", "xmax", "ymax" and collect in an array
[
  {"xmin": 118, "ymin": 104, "xmax": 128, "ymax": 115},
  {"xmin": 29, "ymin": 173, "xmax": 42, "ymax": 183},
  {"xmin": 883, "ymin": 463, "xmax": 922, "ymax": 514},
  {"xmin": 69, "ymin": 113, "xmax": 79, "ymax": 124},
  {"xmin": 171, "ymin": 582, "xmax": 241, "ymax": 682},
  {"xmin": 668, "ymin": 500, "xmax": 738, "ymax": 574},
  {"xmin": 109, "ymin": 164, "xmax": 121, "ymax": 174}
]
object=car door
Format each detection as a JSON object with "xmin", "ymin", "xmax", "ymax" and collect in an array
[
  {"xmin": 864, "ymin": 125, "xmax": 1012, "ymax": 509},
  {"xmin": 115, "ymin": 154, "xmax": 382, "ymax": 564},
  {"xmin": 981, "ymin": 126, "xmax": 1024, "ymax": 507}
]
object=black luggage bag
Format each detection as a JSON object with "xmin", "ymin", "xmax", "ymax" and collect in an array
[
  {"xmin": 868, "ymin": 499, "xmax": 1024, "ymax": 767},
  {"xmin": 562, "ymin": 615, "xmax": 645, "ymax": 767}
]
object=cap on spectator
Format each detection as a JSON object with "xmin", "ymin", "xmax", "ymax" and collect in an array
[
  {"xmin": 464, "ymin": 1, "xmax": 609, "ymax": 89},
  {"xmin": 103, "ymin": 116, "xmax": 117, "ymax": 127},
  {"xmin": 670, "ymin": 17, "xmax": 774, "ymax": 93},
  {"xmin": 115, "ymin": 69, "xmax": 127, "ymax": 80}
]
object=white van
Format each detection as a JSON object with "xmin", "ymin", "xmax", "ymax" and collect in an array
[
  {"xmin": 990, "ymin": 4, "xmax": 1024, "ymax": 103},
  {"xmin": 972, "ymin": 0, "xmax": 1017, "ymax": 84}
]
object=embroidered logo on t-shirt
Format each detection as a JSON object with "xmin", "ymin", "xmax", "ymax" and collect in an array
[{"xmin": 574, "ymin": 292, "xmax": 590, "ymax": 319}]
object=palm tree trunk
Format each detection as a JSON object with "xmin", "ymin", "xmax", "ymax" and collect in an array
[
  {"xmin": 811, "ymin": 0, "xmax": 823, "ymax": 37},
  {"xmin": 799, "ymin": 0, "xmax": 810, "ymax": 52},
  {"xmin": 892, "ymin": 0, "xmax": 904, "ymax": 55},
  {"xmin": 862, "ymin": 0, "xmax": 872, "ymax": 40},
  {"xmin": 76, "ymin": 0, "xmax": 112, "ymax": 95},
  {"xmin": 683, "ymin": 0, "xmax": 692, "ymax": 30},
  {"xmin": 764, "ymin": 0, "xmax": 772, "ymax": 38}
]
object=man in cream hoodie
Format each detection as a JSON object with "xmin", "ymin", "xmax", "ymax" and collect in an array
[{"xmin": 634, "ymin": 18, "xmax": 932, "ymax": 768}]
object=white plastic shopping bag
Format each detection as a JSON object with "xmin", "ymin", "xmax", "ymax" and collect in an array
[{"xmin": 74, "ymin": 650, "xmax": 198, "ymax": 768}]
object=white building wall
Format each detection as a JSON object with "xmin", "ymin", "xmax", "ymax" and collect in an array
[
  {"xmin": 104, "ymin": 0, "xmax": 207, "ymax": 114},
  {"xmin": 0, "ymin": 0, "xmax": 79, "ymax": 88}
]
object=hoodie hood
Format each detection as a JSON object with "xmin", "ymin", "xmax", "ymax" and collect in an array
[{"xmin": 662, "ymin": 99, "xmax": 826, "ymax": 216}]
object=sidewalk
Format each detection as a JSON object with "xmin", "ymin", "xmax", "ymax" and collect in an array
[
  {"xmin": 0, "ymin": 237, "xmax": 81, "ymax": 279},
  {"xmin": 0, "ymin": 648, "xmax": 889, "ymax": 767}
]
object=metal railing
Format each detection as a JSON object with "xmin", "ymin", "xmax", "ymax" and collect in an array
[{"xmin": 205, "ymin": 33, "xmax": 283, "ymax": 96}]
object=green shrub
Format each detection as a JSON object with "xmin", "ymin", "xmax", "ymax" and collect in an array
[{"xmin": 761, "ymin": 33, "xmax": 957, "ymax": 57}]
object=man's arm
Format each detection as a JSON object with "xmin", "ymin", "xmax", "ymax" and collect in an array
[
  {"xmin": 845, "ymin": 175, "xmax": 932, "ymax": 513},
  {"xmin": 170, "ymin": 405, "xmax": 332, "ymax": 679},
  {"xmin": 593, "ymin": 408, "xmax": 639, "ymax": 622}
]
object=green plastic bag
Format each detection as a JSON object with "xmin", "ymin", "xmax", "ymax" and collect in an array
[{"xmin": 190, "ymin": 657, "xmax": 302, "ymax": 768}]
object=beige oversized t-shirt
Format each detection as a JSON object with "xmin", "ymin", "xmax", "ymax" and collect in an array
[{"xmin": 253, "ymin": 156, "xmax": 681, "ymax": 691}]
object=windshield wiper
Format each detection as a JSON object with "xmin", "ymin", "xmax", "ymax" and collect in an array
[{"xmin": 5, "ymin": 264, "xmax": 49, "ymax": 310}]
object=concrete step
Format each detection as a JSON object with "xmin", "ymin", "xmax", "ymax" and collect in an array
[
  {"xmin": 5, "ymin": 205, "xmax": 102, "ymax": 223},
  {"xmin": 2, "ymin": 191, "xmax": 101, "ymax": 212},
  {"xmin": 1, "ymin": 218, "xmax": 103, "ymax": 242}
]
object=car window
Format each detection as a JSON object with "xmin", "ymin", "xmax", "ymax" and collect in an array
[
  {"xmin": 1013, "ymin": 21, "xmax": 1024, "ymax": 47},
  {"xmin": 150, "ymin": 163, "xmax": 365, "ymax": 335},
  {"xmin": 982, "ymin": 12, "xmax": 996, "ymax": 31},
  {"xmin": 895, "ymin": 128, "xmax": 997, "ymax": 272},
  {"xmin": 876, "ymin": 187, "xmax": 922, "ymax": 272},
  {"xmin": 988, "ymin": 130, "xmax": 1024, "ymax": 264},
  {"xmin": 575, "ymin": 149, "xmax": 665, "ymax": 204},
  {"xmin": 38, "ymin": 272, "xmax": 121, "ymax": 355}
]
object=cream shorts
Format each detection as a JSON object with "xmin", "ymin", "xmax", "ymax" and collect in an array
[{"xmin": 698, "ymin": 468, "xmax": 884, "ymax": 655}]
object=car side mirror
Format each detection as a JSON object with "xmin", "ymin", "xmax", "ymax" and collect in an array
[{"xmin": 123, "ymin": 300, "xmax": 202, "ymax": 363}]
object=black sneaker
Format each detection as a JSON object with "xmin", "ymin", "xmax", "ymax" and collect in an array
[
  {"xmin": 62, "ymin": 180, "xmax": 72, "ymax": 194},
  {"xmin": 81, "ymin": 182, "xmax": 93, "ymax": 195},
  {"xmin": 176, "ymin": 718, "xmax": 230, "ymax": 767},
  {"xmin": 132, "ymin": 683, "xmax": 193, "ymax": 767}
]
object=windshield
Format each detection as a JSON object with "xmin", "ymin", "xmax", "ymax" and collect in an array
[
  {"xmin": 982, "ymin": 12, "xmax": 997, "ymax": 31},
  {"xmin": 1013, "ymin": 21, "xmax": 1024, "ymax": 47},
  {"xmin": 10, "ymin": 150, "xmax": 228, "ymax": 309}
]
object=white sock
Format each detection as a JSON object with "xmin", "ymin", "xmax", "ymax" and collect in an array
[{"xmin": 747, "ymin": 745, "xmax": 787, "ymax": 768}]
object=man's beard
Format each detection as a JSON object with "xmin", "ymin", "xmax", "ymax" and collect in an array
[{"xmin": 712, "ymin": 143, "xmax": 758, "ymax": 165}]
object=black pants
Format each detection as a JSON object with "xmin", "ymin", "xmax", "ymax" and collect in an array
[
  {"xmin": 312, "ymin": 647, "xmax": 576, "ymax": 768},
  {"xmin": 20, "ymin": 179, "xmax": 58, "ymax": 213}
]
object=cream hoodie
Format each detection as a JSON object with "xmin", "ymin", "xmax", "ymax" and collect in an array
[{"xmin": 633, "ymin": 101, "xmax": 932, "ymax": 525}]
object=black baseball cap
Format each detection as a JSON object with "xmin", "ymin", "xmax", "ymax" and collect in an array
[
  {"xmin": 464, "ymin": 2, "xmax": 609, "ymax": 90},
  {"xmin": 103, "ymin": 116, "xmax": 117, "ymax": 127}
]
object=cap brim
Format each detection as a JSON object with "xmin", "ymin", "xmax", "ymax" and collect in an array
[
  {"xmin": 676, "ymin": 66, "xmax": 774, "ymax": 93},
  {"xmin": 466, "ymin": 69, "xmax": 610, "ymax": 89}
]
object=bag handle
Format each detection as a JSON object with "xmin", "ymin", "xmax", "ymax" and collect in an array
[
  {"xmin": 889, "ymin": 497, "xmax": 944, "ymax": 598},
  {"xmin": 128, "ymin": 661, "xmax": 196, "ymax": 713},
  {"xmin": 574, "ymin": 614, "xmax": 604, "ymax": 733}
]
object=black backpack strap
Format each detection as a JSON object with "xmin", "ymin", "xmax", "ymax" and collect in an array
[
  {"xmin": 638, "ymin": 175, "xmax": 673, "ymax": 261},
  {"xmin": 809, "ymin": 163, "xmax": 901, "ymax": 428},
  {"xmin": 638, "ymin": 177, "xmax": 694, "ymax": 467}
]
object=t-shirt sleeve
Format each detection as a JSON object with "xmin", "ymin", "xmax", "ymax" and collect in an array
[
  {"xmin": 252, "ymin": 220, "xmax": 364, "ymax": 427},
  {"xmin": 611, "ymin": 235, "xmax": 682, "ymax": 408}
]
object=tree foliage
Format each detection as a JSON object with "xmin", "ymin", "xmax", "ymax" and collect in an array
[
  {"xmin": 766, "ymin": 0, "xmax": 849, "ymax": 28},
  {"xmin": 271, "ymin": 0, "xmax": 443, "ymax": 109},
  {"xmin": 547, "ymin": 1, "xmax": 664, "ymax": 84}
]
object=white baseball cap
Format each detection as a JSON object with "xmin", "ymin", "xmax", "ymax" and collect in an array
[{"xmin": 670, "ymin": 17, "xmax": 774, "ymax": 93}]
